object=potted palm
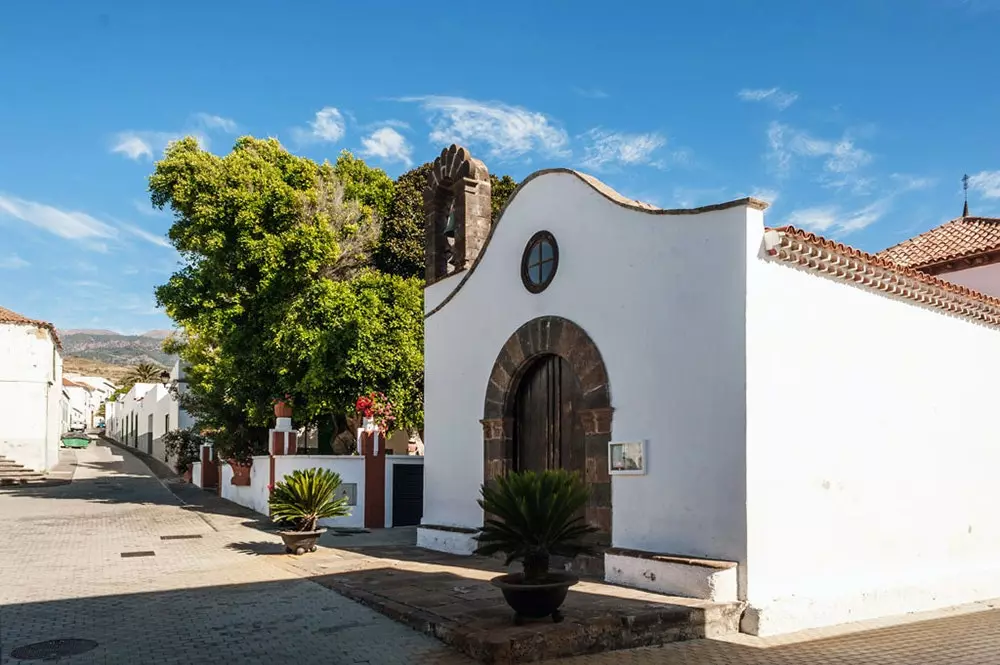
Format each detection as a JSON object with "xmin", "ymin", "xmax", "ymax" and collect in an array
[
  {"xmin": 475, "ymin": 469, "xmax": 598, "ymax": 624},
  {"xmin": 268, "ymin": 467, "xmax": 351, "ymax": 555}
]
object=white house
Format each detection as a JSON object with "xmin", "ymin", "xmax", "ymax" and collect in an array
[
  {"xmin": 105, "ymin": 359, "xmax": 193, "ymax": 467},
  {"xmin": 416, "ymin": 145, "xmax": 1000, "ymax": 637},
  {"xmin": 62, "ymin": 377, "xmax": 95, "ymax": 430},
  {"xmin": 0, "ymin": 305, "xmax": 63, "ymax": 472},
  {"xmin": 65, "ymin": 375, "xmax": 116, "ymax": 426}
]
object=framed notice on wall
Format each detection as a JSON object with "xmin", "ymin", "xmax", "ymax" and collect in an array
[{"xmin": 608, "ymin": 441, "xmax": 646, "ymax": 476}]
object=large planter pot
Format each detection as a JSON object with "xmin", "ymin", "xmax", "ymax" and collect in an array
[
  {"xmin": 273, "ymin": 401, "xmax": 293, "ymax": 418},
  {"xmin": 182, "ymin": 468, "xmax": 192, "ymax": 483},
  {"xmin": 278, "ymin": 528, "xmax": 326, "ymax": 555},
  {"xmin": 228, "ymin": 460, "xmax": 252, "ymax": 486},
  {"xmin": 491, "ymin": 571, "xmax": 579, "ymax": 624}
]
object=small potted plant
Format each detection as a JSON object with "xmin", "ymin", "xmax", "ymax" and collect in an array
[
  {"xmin": 272, "ymin": 394, "xmax": 294, "ymax": 419},
  {"xmin": 355, "ymin": 392, "xmax": 396, "ymax": 433},
  {"xmin": 268, "ymin": 467, "xmax": 351, "ymax": 555},
  {"xmin": 211, "ymin": 429, "xmax": 265, "ymax": 486},
  {"xmin": 475, "ymin": 469, "xmax": 598, "ymax": 624}
]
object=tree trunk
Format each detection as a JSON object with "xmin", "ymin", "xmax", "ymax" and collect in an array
[{"xmin": 523, "ymin": 551, "xmax": 549, "ymax": 583}]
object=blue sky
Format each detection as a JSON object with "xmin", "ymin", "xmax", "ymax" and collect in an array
[{"xmin": 2, "ymin": 0, "xmax": 999, "ymax": 333}]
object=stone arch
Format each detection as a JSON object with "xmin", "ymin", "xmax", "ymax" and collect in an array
[
  {"xmin": 481, "ymin": 316, "xmax": 613, "ymax": 537},
  {"xmin": 423, "ymin": 144, "xmax": 492, "ymax": 284}
]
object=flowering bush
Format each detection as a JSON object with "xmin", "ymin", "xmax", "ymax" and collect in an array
[
  {"xmin": 271, "ymin": 393, "xmax": 293, "ymax": 406},
  {"xmin": 355, "ymin": 391, "xmax": 396, "ymax": 433}
]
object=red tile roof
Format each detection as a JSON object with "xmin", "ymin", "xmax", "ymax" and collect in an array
[
  {"xmin": 767, "ymin": 226, "xmax": 1000, "ymax": 328},
  {"xmin": 0, "ymin": 306, "xmax": 62, "ymax": 349},
  {"xmin": 876, "ymin": 217, "xmax": 1000, "ymax": 269}
]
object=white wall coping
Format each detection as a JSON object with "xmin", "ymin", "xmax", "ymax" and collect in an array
[
  {"xmin": 417, "ymin": 524, "xmax": 479, "ymax": 556},
  {"xmin": 604, "ymin": 548, "xmax": 739, "ymax": 603}
]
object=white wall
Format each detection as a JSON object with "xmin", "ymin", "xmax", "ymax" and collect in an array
[
  {"xmin": 744, "ymin": 218, "xmax": 1000, "ymax": 633},
  {"xmin": 935, "ymin": 262, "xmax": 1000, "ymax": 299},
  {"xmin": 274, "ymin": 455, "xmax": 366, "ymax": 529},
  {"xmin": 423, "ymin": 172, "xmax": 750, "ymax": 566},
  {"xmin": 105, "ymin": 382, "xmax": 182, "ymax": 468},
  {"xmin": 385, "ymin": 455, "xmax": 424, "ymax": 528},
  {"xmin": 219, "ymin": 456, "xmax": 271, "ymax": 514},
  {"xmin": 0, "ymin": 324, "xmax": 61, "ymax": 471}
]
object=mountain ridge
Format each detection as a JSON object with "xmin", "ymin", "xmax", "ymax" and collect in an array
[{"xmin": 60, "ymin": 330, "xmax": 177, "ymax": 367}]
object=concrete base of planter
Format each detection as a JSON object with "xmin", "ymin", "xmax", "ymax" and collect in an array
[{"xmin": 604, "ymin": 548, "xmax": 738, "ymax": 602}]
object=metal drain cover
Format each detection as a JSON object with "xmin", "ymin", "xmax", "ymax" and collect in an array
[
  {"xmin": 10, "ymin": 638, "xmax": 98, "ymax": 660},
  {"xmin": 160, "ymin": 534, "xmax": 202, "ymax": 540},
  {"xmin": 120, "ymin": 551, "xmax": 155, "ymax": 558}
]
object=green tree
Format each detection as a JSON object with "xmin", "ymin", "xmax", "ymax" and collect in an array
[
  {"xmin": 150, "ymin": 136, "xmax": 423, "ymax": 452},
  {"xmin": 374, "ymin": 164, "xmax": 520, "ymax": 279}
]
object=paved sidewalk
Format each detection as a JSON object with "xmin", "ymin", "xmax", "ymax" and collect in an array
[{"xmin": 0, "ymin": 442, "xmax": 469, "ymax": 665}]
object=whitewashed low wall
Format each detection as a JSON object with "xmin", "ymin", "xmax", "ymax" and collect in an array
[
  {"xmin": 417, "ymin": 526, "xmax": 478, "ymax": 555},
  {"xmin": 219, "ymin": 456, "xmax": 271, "ymax": 515},
  {"xmin": 191, "ymin": 461, "xmax": 203, "ymax": 488},
  {"xmin": 604, "ymin": 550, "xmax": 738, "ymax": 602},
  {"xmin": 385, "ymin": 455, "xmax": 424, "ymax": 528},
  {"xmin": 273, "ymin": 455, "xmax": 366, "ymax": 529}
]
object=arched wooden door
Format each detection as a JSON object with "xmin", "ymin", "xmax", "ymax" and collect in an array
[{"xmin": 512, "ymin": 354, "xmax": 585, "ymax": 475}]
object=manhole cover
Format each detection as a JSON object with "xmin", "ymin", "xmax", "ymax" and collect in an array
[{"xmin": 10, "ymin": 638, "xmax": 98, "ymax": 660}]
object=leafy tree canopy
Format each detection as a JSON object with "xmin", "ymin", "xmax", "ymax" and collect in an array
[{"xmin": 151, "ymin": 136, "xmax": 424, "ymax": 453}]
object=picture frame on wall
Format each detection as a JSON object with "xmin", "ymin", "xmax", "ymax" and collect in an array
[{"xmin": 608, "ymin": 440, "xmax": 646, "ymax": 476}]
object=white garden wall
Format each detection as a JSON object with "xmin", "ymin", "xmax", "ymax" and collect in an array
[
  {"xmin": 744, "ymin": 216, "xmax": 1000, "ymax": 634},
  {"xmin": 423, "ymin": 172, "xmax": 750, "ymax": 569},
  {"xmin": 219, "ymin": 456, "xmax": 271, "ymax": 515},
  {"xmin": 273, "ymin": 455, "xmax": 366, "ymax": 529}
]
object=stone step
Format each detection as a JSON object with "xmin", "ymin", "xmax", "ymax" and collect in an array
[
  {"xmin": 0, "ymin": 461, "xmax": 28, "ymax": 469},
  {"xmin": 0, "ymin": 469, "xmax": 44, "ymax": 478},
  {"xmin": 0, "ymin": 477, "xmax": 48, "ymax": 486}
]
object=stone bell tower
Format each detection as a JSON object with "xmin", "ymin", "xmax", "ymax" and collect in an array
[{"xmin": 423, "ymin": 144, "xmax": 492, "ymax": 285}]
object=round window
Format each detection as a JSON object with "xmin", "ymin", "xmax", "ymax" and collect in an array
[{"xmin": 521, "ymin": 231, "xmax": 558, "ymax": 293}]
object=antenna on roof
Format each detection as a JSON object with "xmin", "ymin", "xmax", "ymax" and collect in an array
[{"xmin": 963, "ymin": 174, "xmax": 970, "ymax": 218}]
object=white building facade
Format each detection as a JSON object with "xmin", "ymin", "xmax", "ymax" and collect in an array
[
  {"xmin": 105, "ymin": 359, "xmax": 194, "ymax": 467},
  {"xmin": 416, "ymin": 145, "xmax": 1000, "ymax": 637},
  {"xmin": 0, "ymin": 306, "xmax": 63, "ymax": 472}
]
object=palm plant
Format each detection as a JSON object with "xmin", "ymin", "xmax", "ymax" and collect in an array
[
  {"xmin": 125, "ymin": 362, "xmax": 163, "ymax": 385},
  {"xmin": 268, "ymin": 467, "xmax": 351, "ymax": 532},
  {"xmin": 474, "ymin": 469, "xmax": 598, "ymax": 583}
]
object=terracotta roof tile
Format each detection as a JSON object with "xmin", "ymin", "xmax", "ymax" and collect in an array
[
  {"xmin": 0, "ymin": 306, "xmax": 62, "ymax": 349},
  {"xmin": 876, "ymin": 217, "xmax": 1000, "ymax": 269},
  {"xmin": 766, "ymin": 226, "xmax": 1000, "ymax": 329}
]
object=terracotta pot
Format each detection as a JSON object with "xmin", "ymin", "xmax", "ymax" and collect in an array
[
  {"xmin": 278, "ymin": 528, "xmax": 326, "ymax": 555},
  {"xmin": 228, "ymin": 460, "xmax": 252, "ymax": 486},
  {"xmin": 182, "ymin": 468, "xmax": 192, "ymax": 483},
  {"xmin": 491, "ymin": 571, "xmax": 579, "ymax": 624},
  {"xmin": 273, "ymin": 401, "xmax": 293, "ymax": 418}
]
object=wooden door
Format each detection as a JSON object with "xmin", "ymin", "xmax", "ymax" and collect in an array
[{"xmin": 513, "ymin": 354, "xmax": 585, "ymax": 475}]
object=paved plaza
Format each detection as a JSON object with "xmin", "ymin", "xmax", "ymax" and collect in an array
[{"xmin": 2, "ymin": 442, "xmax": 1000, "ymax": 664}]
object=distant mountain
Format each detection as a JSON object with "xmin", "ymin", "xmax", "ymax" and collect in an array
[
  {"xmin": 141, "ymin": 329, "xmax": 174, "ymax": 340},
  {"xmin": 59, "ymin": 330, "xmax": 177, "ymax": 367}
]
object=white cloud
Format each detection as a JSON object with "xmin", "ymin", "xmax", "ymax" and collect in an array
[
  {"xmin": 573, "ymin": 87, "xmax": 609, "ymax": 99},
  {"xmin": 767, "ymin": 121, "xmax": 872, "ymax": 180},
  {"xmin": 121, "ymin": 223, "xmax": 172, "ymax": 249},
  {"xmin": 193, "ymin": 112, "xmax": 237, "ymax": 133},
  {"xmin": 890, "ymin": 173, "xmax": 937, "ymax": 192},
  {"xmin": 785, "ymin": 196, "xmax": 894, "ymax": 235},
  {"xmin": 750, "ymin": 188, "xmax": 780, "ymax": 205},
  {"xmin": 738, "ymin": 87, "xmax": 799, "ymax": 110},
  {"xmin": 580, "ymin": 129, "xmax": 667, "ymax": 170},
  {"xmin": 402, "ymin": 95, "xmax": 569, "ymax": 160},
  {"xmin": 293, "ymin": 107, "xmax": 346, "ymax": 144},
  {"xmin": 0, "ymin": 254, "xmax": 29, "ymax": 269},
  {"xmin": 132, "ymin": 200, "xmax": 169, "ymax": 217},
  {"xmin": 360, "ymin": 127, "xmax": 413, "ymax": 167},
  {"xmin": 0, "ymin": 194, "xmax": 117, "ymax": 242},
  {"xmin": 969, "ymin": 171, "xmax": 1000, "ymax": 198},
  {"xmin": 111, "ymin": 130, "xmax": 207, "ymax": 161}
]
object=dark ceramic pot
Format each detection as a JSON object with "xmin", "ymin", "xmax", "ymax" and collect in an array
[
  {"xmin": 490, "ymin": 571, "xmax": 579, "ymax": 624},
  {"xmin": 278, "ymin": 529, "xmax": 326, "ymax": 555}
]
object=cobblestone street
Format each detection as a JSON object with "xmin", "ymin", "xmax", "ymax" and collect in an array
[{"xmin": 3, "ymin": 441, "xmax": 1000, "ymax": 664}]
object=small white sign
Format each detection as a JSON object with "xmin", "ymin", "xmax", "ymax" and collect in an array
[{"xmin": 608, "ymin": 440, "xmax": 646, "ymax": 476}]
